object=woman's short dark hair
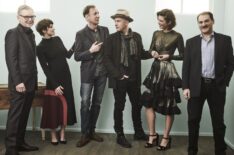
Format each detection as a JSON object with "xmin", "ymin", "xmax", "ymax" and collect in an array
[
  {"xmin": 83, "ymin": 5, "xmax": 95, "ymax": 17},
  {"xmin": 36, "ymin": 19, "xmax": 53, "ymax": 36},
  {"xmin": 157, "ymin": 9, "xmax": 176, "ymax": 30}
]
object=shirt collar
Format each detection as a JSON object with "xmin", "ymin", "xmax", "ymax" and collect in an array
[
  {"xmin": 200, "ymin": 31, "xmax": 214, "ymax": 38},
  {"xmin": 19, "ymin": 24, "xmax": 33, "ymax": 34},
  {"xmin": 86, "ymin": 25, "xmax": 100, "ymax": 32}
]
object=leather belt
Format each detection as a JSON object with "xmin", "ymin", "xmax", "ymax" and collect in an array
[{"xmin": 201, "ymin": 77, "xmax": 215, "ymax": 84}]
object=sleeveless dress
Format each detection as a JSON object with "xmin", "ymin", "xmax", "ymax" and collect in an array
[{"xmin": 142, "ymin": 30, "xmax": 184, "ymax": 115}]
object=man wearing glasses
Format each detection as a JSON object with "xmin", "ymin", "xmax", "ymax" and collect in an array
[{"xmin": 4, "ymin": 5, "xmax": 38, "ymax": 155}]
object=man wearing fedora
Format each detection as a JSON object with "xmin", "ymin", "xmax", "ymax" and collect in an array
[{"xmin": 104, "ymin": 9, "xmax": 152, "ymax": 148}]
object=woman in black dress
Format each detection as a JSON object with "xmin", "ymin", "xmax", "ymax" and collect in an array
[
  {"xmin": 142, "ymin": 9, "xmax": 184, "ymax": 150},
  {"xmin": 36, "ymin": 19, "xmax": 77, "ymax": 145}
]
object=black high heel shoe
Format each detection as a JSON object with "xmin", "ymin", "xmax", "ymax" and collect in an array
[
  {"xmin": 144, "ymin": 133, "xmax": 159, "ymax": 148},
  {"xmin": 59, "ymin": 139, "xmax": 67, "ymax": 144},
  {"xmin": 51, "ymin": 141, "xmax": 59, "ymax": 145},
  {"xmin": 157, "ymin": 137, "xmax": 171, "ymax": 151}
]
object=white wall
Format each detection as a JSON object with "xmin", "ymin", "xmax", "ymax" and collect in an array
[
  {"xmin": 0, "ymin": 0, "xmax": 157, "ymax": 132},
  {"xmin": 0, "ymin": 0, "xmax": 233, "ymax": 148},
  {"xmin": 224, "ymin": 0, "xmax": 234, "ymax": 149}
]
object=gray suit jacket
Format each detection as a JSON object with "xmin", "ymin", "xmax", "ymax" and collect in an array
[
  {"xmin": 5, "ymin": 24, "xmax": 37, "ymax": 92},
  {"xmin": 74, "ymin": 25, "xmax": 109, "ymax": 83}
]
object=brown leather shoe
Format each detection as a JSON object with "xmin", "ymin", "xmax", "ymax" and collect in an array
[
  {"xmin": 76, "ymin": 135, "xmax": 90, "ymax": 147},
  {"xmin": 90, "ymin": 132, "xmax": 104, "ymax": 142}
]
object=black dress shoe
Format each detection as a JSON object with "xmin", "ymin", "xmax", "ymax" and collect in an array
[
  {"xmin": 59, "ymin": 140, "xmax": 67, "ymax": 144},
  {"xmin": 51, "ymin": 141, "xmax": 59, "ymax": 145},
  {"xmin": 90, "ymin": 132, "xmax": 104, "ymax": 142},
  {"xmin": 188, "ymin": 151, "xmax": 197, "ymax": 155},
  {"xmin": 76, "ymin": 135, "xmax": 90, "ymax": 147},
  {"xmin": 5, "ymin": 149, "xmax": 19, "ymax": 155},
  {"xmin": 117, "ymin": 135, "xmax": 132, "ymax": 148},
  {"xmin": 134, "ymin": 131, "xmax": 148, "ymax": 140},
  {"xmin": 18, "ymin": 142, "xmax": 39, "ymax": 152}
]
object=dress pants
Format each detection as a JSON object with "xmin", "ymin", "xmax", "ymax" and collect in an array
[
  {"xmin": 187, "ymin": 79, "xmax": 226, "ymax": 155},
  {"xmin": 113, "ymin": 79, "xmax": 143, "ymax": 134},
  {"xmin": 5, "ymin": 90, "xmax": 35, "ymax": 153}
]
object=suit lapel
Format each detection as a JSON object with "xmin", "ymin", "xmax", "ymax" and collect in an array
[
  {"xmin": 99, "ymin": 27, "xmax": 105, "ymax": 42},
  {"xmin": 196, "ymin": 35, "xmax": 202, "ymax": 66},
  {"xmin": 30, "ymin": 33, "xmax": 36, "ymax": 57},
  {"xmin": 116, "ymin": 32, "xmax": 122, "ymax": 62},
  {"xmin": 84, "ymin": 26, "xmax": 95, "ymax": 43},
  {"xmin": 194, "ymin": 35, "xmax": 202, "ymax": 74},
  {"xmin": 214, "ymin": 32, "xmax": 220, "ymax": 64},
  {"xmin": 17, "ymin": 25, "xmax": 34, "ymax": 53}
]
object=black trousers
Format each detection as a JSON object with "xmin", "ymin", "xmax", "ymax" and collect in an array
[
  {"xmin": 187, "ymin": 79, "xmax": 226, "ymax": 155},
  {"xmin": 5, "ymin": 90, "xmax": 35, "ymax": 153},
  {"xmin": 113, "ymin": 79, "xmax": 143, "ymax": 134}
]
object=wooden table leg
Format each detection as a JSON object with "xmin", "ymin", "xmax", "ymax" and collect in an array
[
  {"xmin": 32, "ymin": 107, "xmax": 36, "ymax": 131},
  {"xmin": 32, "ymin": 106, "xmax": 46, "ymax": 141},
  {"xmin": 41, "ymin": 129, "xmax": 45, "ymax": 141}
]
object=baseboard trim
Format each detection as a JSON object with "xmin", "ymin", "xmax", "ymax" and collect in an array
[{"xmin": 225, "ymin": 138, "xmax": 234, "ymax": 149}]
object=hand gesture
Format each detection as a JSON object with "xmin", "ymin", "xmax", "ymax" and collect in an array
[
  {"xmin": 120, "ymin": 75, "xmax": 129, "ymax": 80},
  {"xmin": 89, "ymin": 41, "xmax": 103, "ymax": 53}
]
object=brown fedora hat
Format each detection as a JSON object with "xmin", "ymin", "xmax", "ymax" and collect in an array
[{"xmin": 111, "ymin": 9, "xmax": 133, "ymax": 22}]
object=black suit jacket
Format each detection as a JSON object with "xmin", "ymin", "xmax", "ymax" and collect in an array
[
  {"xmin": 182, "ymin": 32, "xmax": 234, "ymax": 97},
  {"xmin": 5, "ymin": 24, "xmax": 37, "ymax": 92},
  {"xmin": 74, "ymin": 25, "xmax": 109, "ymax": 83},
  {"xmin": 103, "ymin": 31, "xmax": 152, "ymax": 89}
]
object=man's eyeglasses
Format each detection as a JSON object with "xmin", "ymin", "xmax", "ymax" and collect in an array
[{"xmin": 20, "ymin": 15, "xmax": 36, "ymax": 20}]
